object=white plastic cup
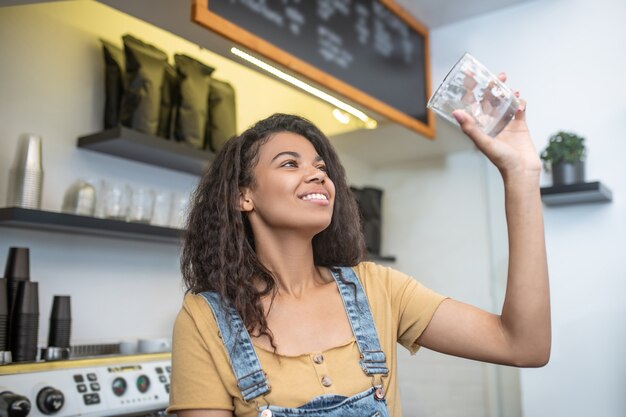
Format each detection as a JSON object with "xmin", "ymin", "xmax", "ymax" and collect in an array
[{"xmin": 427, "ymin": 53, "xmax": 520, "ymax": 137}]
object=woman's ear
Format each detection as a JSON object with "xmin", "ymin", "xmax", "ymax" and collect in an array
[{"xmin": 239, "ymin": 189, "xmax": 254, "ymax": 212}]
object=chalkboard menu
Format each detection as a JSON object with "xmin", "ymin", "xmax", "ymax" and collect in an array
[{"xmin": 193, "ymin": 0, "xmax": 434, "ymax": 137}]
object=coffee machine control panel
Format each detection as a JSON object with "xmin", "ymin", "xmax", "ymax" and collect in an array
[{"xmin": 0, "ymin": 355, "xmax": 171, "ymax": 417}]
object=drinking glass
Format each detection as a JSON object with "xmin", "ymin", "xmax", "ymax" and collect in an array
[
  {"xmin": 101, "ymin": 180, "xmax": 130, "ymax": 221},
  {"xmin": 169, "ymin": 193, "xmax": 189, "ymax": 229},
  {"xmin": 127, "ymin": 186, "xmax": 155, "ymax": 224},
  {"xmin": 427, "ymin": 53, "xmax": 520, "ymax": 137},
  {"xmin": 150, "ymin": 190, "xmax": 172, "ymax": 227}
]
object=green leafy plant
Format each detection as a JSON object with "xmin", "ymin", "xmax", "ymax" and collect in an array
[{"xmin": 540, "ymin": 131, "xmax": 586, "ymax": 170}]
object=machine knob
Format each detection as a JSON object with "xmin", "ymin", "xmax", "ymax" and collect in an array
[
  {"xmin": 0, "ymin": 391, "xmax": 31, "ymax": 417},
  {"xmin": 36, "ymin": 387, "xmax": 64, "ymax": 415}
]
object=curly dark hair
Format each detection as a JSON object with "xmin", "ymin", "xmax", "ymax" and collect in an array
[{"xmin": 181, "ymin": 113, "xmax": 365, "ymax": 340}]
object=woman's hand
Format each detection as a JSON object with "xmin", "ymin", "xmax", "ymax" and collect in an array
[{"xmin": 452, "ymin": 73, "xmax": 541, "ymax": 181}]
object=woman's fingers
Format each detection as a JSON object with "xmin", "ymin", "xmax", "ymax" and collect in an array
[
  {"xmin": 452, "ymin": 110, "xmax": 492, "ymax": 150},
  {"xmin": 514, "ymin": 98, "xmax": 527, "ymax": 121},
  {"xmin": 498, "ymin": 72, "xmax": 507, "ymax": 82}
]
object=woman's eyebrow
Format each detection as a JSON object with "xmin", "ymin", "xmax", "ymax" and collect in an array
[
  {"xmin": 270, "ymin": 152, "xmax": 324, "ymax": 162},
  {"xmin": 271, "ymin": 151, "xmax": 300, "ymax": 162}
]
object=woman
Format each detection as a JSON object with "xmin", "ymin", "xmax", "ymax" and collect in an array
[{"xmin": 168, "ymin": 84, "xmax": 550, "ymax": 417}]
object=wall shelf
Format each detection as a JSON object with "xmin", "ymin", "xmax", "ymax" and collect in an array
[
  {"xmin": 77, "ymin": 127, "xmax": 214, "ymax": 175},
  {"xmin": 366, "ymin": 254, "xmax": 396, "ymax": 263},
  {"xmin": 540, "ymin": 181, "xmax": 613, "ymax": 206},
  {"xmin": 0, "ymin": 208, "xmax": 394, "ymax": 261},
  {"xmin": 0, "ymin": 207, "xmax": 182, "ymax": 243}
]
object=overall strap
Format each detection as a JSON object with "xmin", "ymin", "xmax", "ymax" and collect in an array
[
  {"xmin": 199, "ymin": 292, "xmax": 270, "ymax": 402},
  {"xmin": 331, "ymin": 267, "xmax": 389, "ymax": 376}
]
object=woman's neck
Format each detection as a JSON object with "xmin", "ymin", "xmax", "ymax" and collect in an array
[{"xmin": 253, "ymin": 230, "xmax": 327, "ymax": 298}]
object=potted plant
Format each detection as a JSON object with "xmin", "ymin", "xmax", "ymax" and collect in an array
[{"xmin": 540, "ymin": 131, "xmax": 586, "ymax": 186}]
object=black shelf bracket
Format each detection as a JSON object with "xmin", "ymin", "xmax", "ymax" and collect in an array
[{"xmin": 77, "ymin": 127, "xmax": 214, "ymax": 175}]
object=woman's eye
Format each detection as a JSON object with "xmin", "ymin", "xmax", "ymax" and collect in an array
[
  {"xmin": 317, "ymin": 165, "xmax": 328, "ymax": 172},
  {"xmin": 281, "ymin": 160, "xmax": 297, "ymax": 168}
]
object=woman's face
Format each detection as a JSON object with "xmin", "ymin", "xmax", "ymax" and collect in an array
[{"xmin": 241, "ymin": 131, "xmax": 335, "ymax": 236}]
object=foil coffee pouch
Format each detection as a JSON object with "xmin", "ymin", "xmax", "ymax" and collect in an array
[
  {"xmin": 101, "ymin": 39, "xmax": 125, "ymax": 129},
  {"xmin": 174, "ymin": 54, "xmax": 214, "ymax": 149},
  {"xmin": 157, "ymin": 63, "xmax": 179, "ymax": 139},
  {"xmin": 207, "ymin": 78, "xmax": 237, "ymax": 153},
  {"xmin": 120, "ymin": 34, "xmax": 167, "ymax": 135}
]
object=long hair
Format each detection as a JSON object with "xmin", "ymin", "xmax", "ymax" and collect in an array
[{"xmin": 181, "ymin": 113, "xmax": 365, "ymax": 339}]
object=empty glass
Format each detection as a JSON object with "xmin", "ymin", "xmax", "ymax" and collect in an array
[
  {"xmin": 427, "ymin": 53, "xmax": 520, "ymax": 137},
  {"xmin": 127, "ymin": 186, "xmax": 155, "ymax": 224},
  {"xmin": 151, "ymin": 190, "xmax": 172, "ymax": 227},
  {"xmin": 169, "ymin": 193, "xmax": 189, "ymax": 229},
  {"xmin": 101, "ymin": 180, "xmax": 129, "ymax": 221}
]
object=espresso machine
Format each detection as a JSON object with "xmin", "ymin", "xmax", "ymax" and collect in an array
[{"xmin": 0, "ymin": 352, "xmax": 171, "ymax": 417}]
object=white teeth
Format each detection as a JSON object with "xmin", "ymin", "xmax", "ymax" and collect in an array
[{"xmin": 301, "ymin": 193, "xmax": 328, "ymax": 201}]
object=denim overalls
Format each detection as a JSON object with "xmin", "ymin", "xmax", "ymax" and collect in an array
[{"xmin": 200, "ymin": 266, "xmax": 391, "ymax": 417}]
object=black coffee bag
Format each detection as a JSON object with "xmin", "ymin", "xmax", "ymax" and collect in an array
[
  {"xmin": 157, "ymin": 63, "xmax": 179, "ymax": 139},
  {"xmin": 207, "ymin": 78, "xmax": 237, "ymax": 152},
  {"xmin": 174, "ymin": 54, "xmax": 214, "ymax": 149},
  {"xmin": 120, "ymin": 34, "xmax": 167, "ymax": 135},
  {"xmin": 100, "ymin": 39, "xmax": 125, "ymax": 129}
]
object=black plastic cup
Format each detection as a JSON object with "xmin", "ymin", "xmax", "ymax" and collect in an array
[
  {"xmin": 4, "ymin": 248, "xmax": 30, "ymax": 321},
  {"xmin": 48, "ymin": 295, "xmax": 71, "ymax": 348},
  {"xmin": 10, "ymin": 281, "xmax": 39, "ymax": 362},
  {"xmin": 0, "ymin": 278, "xmax": 8, "ymax": 351},
  {"xmin": 4, "ymin": 248, "xmax": 30, "ymax": 280}
]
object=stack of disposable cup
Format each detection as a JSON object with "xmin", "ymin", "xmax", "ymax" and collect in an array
[
  {"xmin": 7, "ymin": 133, "xmax": 44, "ymax": 209},
  {"xmin": 0, "ymin": 278, "xmax": 10, "ymax": 363},
  {"xmin": 4, "ymin": 248, "xmax": 30, "ymax": 315},
  {"xmin": 10, "ymin": 281, "xmax": 39, "ymax": 362},
  {"xmin": 48, "ymin": 295, "xmax": 71, "ymax": 348}
]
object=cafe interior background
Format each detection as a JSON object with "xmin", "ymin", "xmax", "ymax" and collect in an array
[{"xmin": 0, "ymin": 0, "xmax": 624, "ymax": 416}]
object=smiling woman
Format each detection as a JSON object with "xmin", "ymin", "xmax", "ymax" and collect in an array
[{"xmin": 168, "ymin": 108, "xmax": 550, "ymax": 417}]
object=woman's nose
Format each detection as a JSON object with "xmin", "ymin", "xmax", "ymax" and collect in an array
[{"xmin": 304, "ymin": 166, "xmax": 326, "ymax": 183}]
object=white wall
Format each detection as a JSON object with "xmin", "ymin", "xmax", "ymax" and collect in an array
[
  {"xmin": 373, "ymin": 152, "xmax": 495, "ymax": 417},
  {"xmin": 429, "ymin": 0, "xmax": 626, "ymax": 416}
]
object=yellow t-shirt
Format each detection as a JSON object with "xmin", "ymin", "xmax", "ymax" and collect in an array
[{"xmin": 167, "ymin": 262, "xmax": 447, "ymax": 417}]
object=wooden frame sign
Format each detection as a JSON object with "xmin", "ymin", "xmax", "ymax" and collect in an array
[{"xmin": 193, "ymin": 0, "xmax": 435, "ymax": 138}]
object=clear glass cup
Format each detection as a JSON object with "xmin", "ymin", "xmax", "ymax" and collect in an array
[
  {"xmin": 150, "ymin": 190, "xmax": 172, "ymax": 227},
  {"xmin": 101, "ymin": 180, "xmax": 130, "ymax": 221},
  {"xmin": 427, "ymin": 52, "xmax": 520, "ymax": 137},
  {"xmin": 127, "ymin": 186, "xmax": 155, "ymax": 224},
  {"xmin": 169, "ymin": 193, "xmax": 189, "ymax": 229}
]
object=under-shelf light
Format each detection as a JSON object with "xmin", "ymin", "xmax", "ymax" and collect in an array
[
  {"xmin": 332, "ymin": 108, "xmax": 350, "ymax": 124},
  {"xmin": 231, "ymin": 47, "xmax": 377, "ymax": 129}
]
